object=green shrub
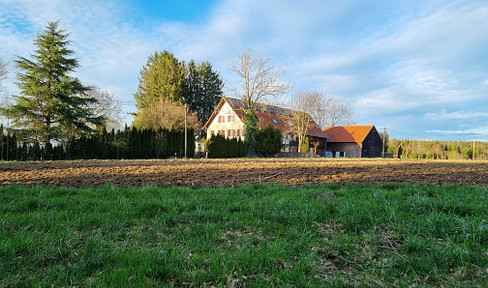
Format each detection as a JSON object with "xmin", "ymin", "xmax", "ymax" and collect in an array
[
  {"xmin": 207, "ymin": 134, "xmax": 244, "ymax": 158},
  {"xmin": 256, "ymin": 124, "xmax": 282, "ymax": 156}
]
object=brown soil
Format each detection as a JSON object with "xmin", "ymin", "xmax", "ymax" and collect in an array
[{"xmin": 0, "ymin": 159, "xmax": 487, "ymax": 188}]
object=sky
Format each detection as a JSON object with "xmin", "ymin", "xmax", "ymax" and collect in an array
[{"xmin": 0, "ymin": 0, "xmax": 487, "ymax": 141}]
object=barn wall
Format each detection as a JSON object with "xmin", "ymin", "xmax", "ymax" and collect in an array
[
  {"xmin": 361, "ymin": 127, "xmax": 383, "ymax": 157},
  {"xmin": 308, "ymin": 136, "xmax": 327, "ymax": 156},
  {"xmin": 327, "ymin": 143, "xmax": 361, "ymax": 158}
]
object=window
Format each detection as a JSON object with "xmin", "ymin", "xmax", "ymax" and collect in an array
[
  {"xmin": 217, "ymin": 116, "xmax": 221, "ymax": 123},
  {"xmin": 227, "ymin": 130, "xmax": 231, "ymax": 137},
  {"xmin": 232, "ymin": 115, "xmax": 235, "ymax": 122},
  {"xmin": 236, "ymin": 130, "xmax": 240, "ymax": 137},
  {"xmin": 228, "ymin": 115, "xmax": 232, "ymax": 122}
]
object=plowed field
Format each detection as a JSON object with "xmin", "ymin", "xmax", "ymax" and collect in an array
[{"xmin": 1, "ymin": 159, "xmax": 487, "ymax": 187}]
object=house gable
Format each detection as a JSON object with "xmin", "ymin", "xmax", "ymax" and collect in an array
[{"xmin": 204, "ymin": 98, "xmax": 245, "ymax": 139}]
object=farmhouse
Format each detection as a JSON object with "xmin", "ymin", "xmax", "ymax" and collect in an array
[
  {"xmin": 323, "ymin": 125, "xmax": 383, "ymax": 158},
  {"xmin": 203, "ymin": 97, "xmax": 328, "ymax": 154}
]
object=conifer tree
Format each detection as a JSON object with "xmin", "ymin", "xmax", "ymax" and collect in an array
[
  {"xmin": 183, "ymin": 60, "xmax": 223, "ymax": 125},
  {"xmin": 0, "ymin": 20, "xmax": 102, "ymax": 157},
  {"xmin": 134, "ymin": 52, "xmax": 223, "ymax": 133},
  {"xmin": 134, "ymin": 51, "xmax": 186, "ymax": 110}
]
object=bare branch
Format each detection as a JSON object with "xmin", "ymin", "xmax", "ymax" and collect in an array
[
  {"xmin": 306, "ymin": 91, "xmax": 356, "ymax": 129},
  {"xmin": 0, "ymin": 55, "xmax": 7, "ymax": 94},
  {"xmin": 82, "ymin": 85, "xmax": 123, "ymax": 129},
  {"xmin": 226, "ymin": 48, "xmax": 293, "ymax": 110},
  {"xmin": 285, "ymin": 91, "xmax": 316, "ymax": 153}
]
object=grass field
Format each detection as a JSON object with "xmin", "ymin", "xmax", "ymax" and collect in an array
[{"xmin": 1, "ymin": 183, "xmax": 487, "ymax": 287}]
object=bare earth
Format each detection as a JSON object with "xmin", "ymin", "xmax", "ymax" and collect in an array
[{"xmin": 0, "ymin": 158, "xmax": 487, "ymax": 188}]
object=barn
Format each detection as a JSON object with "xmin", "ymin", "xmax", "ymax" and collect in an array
[{"xmin": 323, "ymin": 125, "xmax": 383, "ymax": 158}]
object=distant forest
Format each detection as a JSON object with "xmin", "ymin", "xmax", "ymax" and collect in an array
[{"xmin": 386, "ymin": 138, "xmax": 488, "ymax": 160}]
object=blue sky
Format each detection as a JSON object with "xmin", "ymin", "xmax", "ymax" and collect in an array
[{"xmin": 0, "ymin": 0, "xmax": 487, "ymax": 141}]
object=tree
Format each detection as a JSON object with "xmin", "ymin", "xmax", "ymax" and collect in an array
[
  {"xmin": 134, "ymin": 52, "xmax": 224, "ymax": 133},
  {"xmin": 82, "ymin": 85, "xmax": 122, "ymax": 130},
  {"xmin": 256, "ymin": 124, "xmax": 282, "ymax": 156},
  {"xmin": 227, "ymin": 49, "xmax": 292, "ymax": 155},
  {"xmin": 0, "ymin": 20, "xmax": 102, "ymax": 157},
  {"xmin": 183, "ymin": 60, "xmax": 223, "ymax": 126},
  {"xmin": 286, "ymin": 91, "xmax": 315, "ymax": 154},
  {"xmin": 227, "ymin": 49, "xmax": 292, "ymax": 111},
  {"xmin": 300, "ymin": 136, "xmax": 310, "ymax": 153},
  {"xmin": 134, "ymin": 51, "xmax": 186, "ymax": 110},
  {"xmin": 0, "ymin": 55, "xmax": 6, "ymax": 94},
  {"xmin": 133, "ymin": 99, "xmax": 198, "ymax": 131},
  {"xmin": 306, "ymin": 91, "xmax": 355, "ymax": 129}
]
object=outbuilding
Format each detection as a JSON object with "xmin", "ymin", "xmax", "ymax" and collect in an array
[{"xmin": 323, "ymin": 125, "xmax": 383, "ymax": 158}]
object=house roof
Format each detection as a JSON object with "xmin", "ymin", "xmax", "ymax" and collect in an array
[
  {"xmin": 323, "ymin": 125, "xmax": 376, "ymax": 143},
  {"xmin": 203, "ymin": 97, "xmax": 328, "ymax": 139}
]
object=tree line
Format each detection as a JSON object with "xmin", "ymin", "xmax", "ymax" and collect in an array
[
  {"xmin": 386, "ymin": 139, "xmax": 488, "ymax": 160},
  {"xmin": 0, "ymin": 125, "xmax": 195, "ymax": 161}
]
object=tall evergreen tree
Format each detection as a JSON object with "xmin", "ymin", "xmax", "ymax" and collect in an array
[
  {"xmin": 134, "ymin": 51, "xmax": 186, "ymax": 110},
  {"xmin": 0, "ymin": 20, "xmax": 102, "ymax": 156},
  {"xmin": 183, "ymin": 60, "xmax": 223, "ymax": 125},
  {"xmin": 134, "ymin": 51, "xmax": 224, "ymax": 133}
]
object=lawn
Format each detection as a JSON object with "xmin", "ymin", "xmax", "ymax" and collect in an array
[{"xmin": 1, "ymin": 183, "xmax": 487, "ymax": 287}]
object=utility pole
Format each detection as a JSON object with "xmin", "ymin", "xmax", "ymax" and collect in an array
[{"xmin": 184, "ymin": 103, "xmax": 187, "ymax": 159}]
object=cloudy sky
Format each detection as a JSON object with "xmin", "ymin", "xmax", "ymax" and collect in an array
[{"xmin": 0, "ymin": 0, "xmax": 487, "ymax": 140}]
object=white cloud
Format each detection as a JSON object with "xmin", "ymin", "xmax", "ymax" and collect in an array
[
  {"xmin": 427, "ymin": 127, "xmax": 488, "ymax": 141},
  {"xmin": 425, "ymin": 110, "xmax": 488, "ymax": 121}
]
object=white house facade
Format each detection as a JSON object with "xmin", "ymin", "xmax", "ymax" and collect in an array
[{"xmin": 205, "ymin": 101, "xmax": 246, "ymax": 140}]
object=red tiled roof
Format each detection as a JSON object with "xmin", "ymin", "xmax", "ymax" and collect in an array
[
  {"xmin": 203, "ymin": 97, "xmax": 327, "ymax": 139},
  {"xmin": 323, "ymin": 125, "xmax": 375, "ymax": 143}
]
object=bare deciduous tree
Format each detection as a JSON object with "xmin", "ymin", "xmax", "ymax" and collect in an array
[
  {"xmin": 227, "ymin": 48, "xmax": 292, "ymax": 156},
  {"xmin": 0, "ymin": 55, "xmax": 7, "ymax": 94},
  {"xmin": 132, "ymin": 99, "xmax": 199, "ymax": 131},
  {"xmin": 227, "ymin": 48, "xmax": 292, "ymax": 110},
  {"xmin": 324, "ymin": 96, "xmax": 355, "ymax": 127},
  {"xmin": 286, "ymin": 91, "xmax": 315, "ymax": 153},
  {"xmin": 307, "ymin": 91, "xmax": 355, "ymax": 129},
  {"xmin": 83, "ymin": 85, "xmax": 123, "ymax": 129}
]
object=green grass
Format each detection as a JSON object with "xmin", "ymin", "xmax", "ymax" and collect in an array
[{"xmin": 1, "ymin": 183, "xmax": 487, "ymax": 287}]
